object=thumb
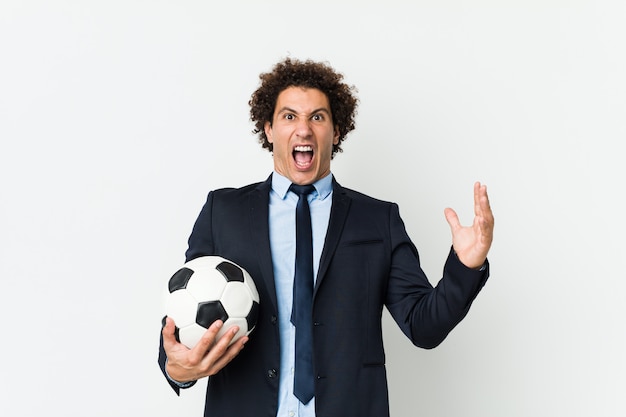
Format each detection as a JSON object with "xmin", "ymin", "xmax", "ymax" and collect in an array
[
  {"xmin": 162, "ymin": 316, "xmax": 178, "ymax": 347},
  {"xmin": 444, "ymin": 207, "xmax": 461, "ymax": 233}
]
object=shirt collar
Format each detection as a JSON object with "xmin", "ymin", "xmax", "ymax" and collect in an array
[{"xmin": 271, "ymin": 171, "xmax": 333, "ymax": 201}]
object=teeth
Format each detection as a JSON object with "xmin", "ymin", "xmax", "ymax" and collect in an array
[{"xmin": 294, "ymin": 145, "xmax": 313, "ymax": 152}]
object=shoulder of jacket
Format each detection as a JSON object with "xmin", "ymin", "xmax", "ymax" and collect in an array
[
  {"xmin": 335, "ymin": 184, "xmax": 396, "ymax": 207},
  {"xmin": 212, "ymin": 181, "xmax": 263, "ymax": 194}
]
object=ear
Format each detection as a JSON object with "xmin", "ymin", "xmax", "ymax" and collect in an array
[
  {"xmin": 264, "ymin": 121, "xmax": 273, "ymax": 143},
  {"xmin": 333, "ymin": 125, "xmax": 340, "ymax": 145}
]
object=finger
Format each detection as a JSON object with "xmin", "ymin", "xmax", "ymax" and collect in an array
[
  {"xmin": 188, "ymin": 320, "xmax": 224, "ymax": 362},
  {"xmin": 205, "ymin": 324, "xmax": 239, "ymax": 360},
  {"xmin": 474, "ymin": 182, "xmax": 484, "ymax": 216},
  {"xmin": 162, "ymin": 316, "xmax": 179, "ymax": 350},
  {"xmin": 474, "ymin": 183, "xmax": 492, "ymax": 218},
  {"xmin": 477, "ymin": 185, "xmax": 494, "ymax": 227},
  {"xmin": 444, "ymin": 207, "xmax": 461, "ymax": 232},
  {"xmin": 204, "ymin": 329, "xmax": 248, "ymax": 375}
]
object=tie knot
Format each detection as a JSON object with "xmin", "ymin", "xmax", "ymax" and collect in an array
[{"xmin": 289, "ymin": 184, "xmax": 316, "ymax": 197}]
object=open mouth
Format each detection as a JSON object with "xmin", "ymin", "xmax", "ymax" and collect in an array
[{"xmin": 293, "ymin": 145, "xmax": 314, "ymax": 168}]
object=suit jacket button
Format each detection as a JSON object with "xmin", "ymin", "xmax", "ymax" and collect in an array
[
  {"xmin": 267, "ymin": 369, "xmax": 277, "ymax": 378},
  {"xmin": 271, "ymin": 315, "xmax": 277, "ymax": 324}
]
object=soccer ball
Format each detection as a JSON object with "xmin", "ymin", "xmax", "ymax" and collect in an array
[{"xmin": 166, "ymin": 256, "xmax": 260, "ymax": 349}]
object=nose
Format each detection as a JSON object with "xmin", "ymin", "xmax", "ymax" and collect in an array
[{"xmin": 295, "ymin": 118, "xmax": 313, "ymax": 137}]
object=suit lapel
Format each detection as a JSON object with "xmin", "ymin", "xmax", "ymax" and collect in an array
[
  {"xmin": 315, "ymin": 179, "xmax": 351, "ymax": 296},
  {"xmin": 249, "ymin": 176, "xmax": 278, "ymax": 312}
]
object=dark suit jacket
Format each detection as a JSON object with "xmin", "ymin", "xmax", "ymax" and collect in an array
[{"xmin": 159, "ymin": 175, "xmax": 489, "ymax": 417}]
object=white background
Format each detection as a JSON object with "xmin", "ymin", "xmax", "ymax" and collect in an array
[{"xmin": 1, "ymin": 1, "xmax": 625, "ymax": 416}]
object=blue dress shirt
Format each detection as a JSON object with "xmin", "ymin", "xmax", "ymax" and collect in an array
[{"xmin": 269, "ymin": 172, "xmax": 333, "ymax": 417}]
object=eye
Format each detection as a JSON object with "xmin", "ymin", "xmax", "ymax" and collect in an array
[
  {"xmin": 311, "ymin": 113, "xmax": 324, "ymax": 121},
  {"xmin": 284, "ymin": 113, "xmax": 295, "ymax": 120}
]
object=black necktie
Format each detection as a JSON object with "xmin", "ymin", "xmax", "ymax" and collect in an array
[{"xmin": 289, "ymin": 183, "xmax": 316, "ymax": 404}]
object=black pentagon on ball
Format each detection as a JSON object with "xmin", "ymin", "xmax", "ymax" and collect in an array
[
  {"xmin": 196, "ymin": 300, "xmax": 229, "ymax": 328},
  {"xmin": 247, "ymin": 301, "xmax": 260, "ymax": 330},
  {"xmin": 216, "ymin": 261, "xmax": 244, "ymax": 282},
  {"xmin": 168, "ymin": 267, "xmax": 194, "ymax": 293}
]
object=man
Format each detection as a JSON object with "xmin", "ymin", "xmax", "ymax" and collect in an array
[{"xmin": 159, "ymin": 58, "xmax": 494, "ymax": 417}]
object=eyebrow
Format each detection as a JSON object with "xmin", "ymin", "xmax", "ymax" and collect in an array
[{"xmin": 276, "ymin": 106, "xmax": 332, "ymax": 116}]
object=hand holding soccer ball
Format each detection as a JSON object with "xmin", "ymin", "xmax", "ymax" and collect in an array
[{"xmin": 161, "ymin": 256, "xmax": 260, "ymax": 383}]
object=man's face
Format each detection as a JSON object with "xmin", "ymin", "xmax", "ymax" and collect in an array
[{"xmin": 264, "ymin": 86, "xmax": 339, "ymax": 185}]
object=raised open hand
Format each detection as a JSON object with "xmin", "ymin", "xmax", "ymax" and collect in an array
[{"xmin": 444, "ymin": 182, "xmax": 494, "ymax": 269}]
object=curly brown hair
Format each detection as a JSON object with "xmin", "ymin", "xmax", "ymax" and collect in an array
[{"xmin": 249, "ymin": 58, "xmax": 359, "ymax": 158}]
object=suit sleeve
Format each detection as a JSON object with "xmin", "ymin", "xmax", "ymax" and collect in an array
[
  {"xmin": 157, "ymin": 191, "xmax": 216, "ymax": 394},
  {"xmin": 185, "ymin": 191, "xmax": 217, "ymax": 262},
  {"xmin": 384, "ymin": 203, "xmax": 489, "ymax": 348}
]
